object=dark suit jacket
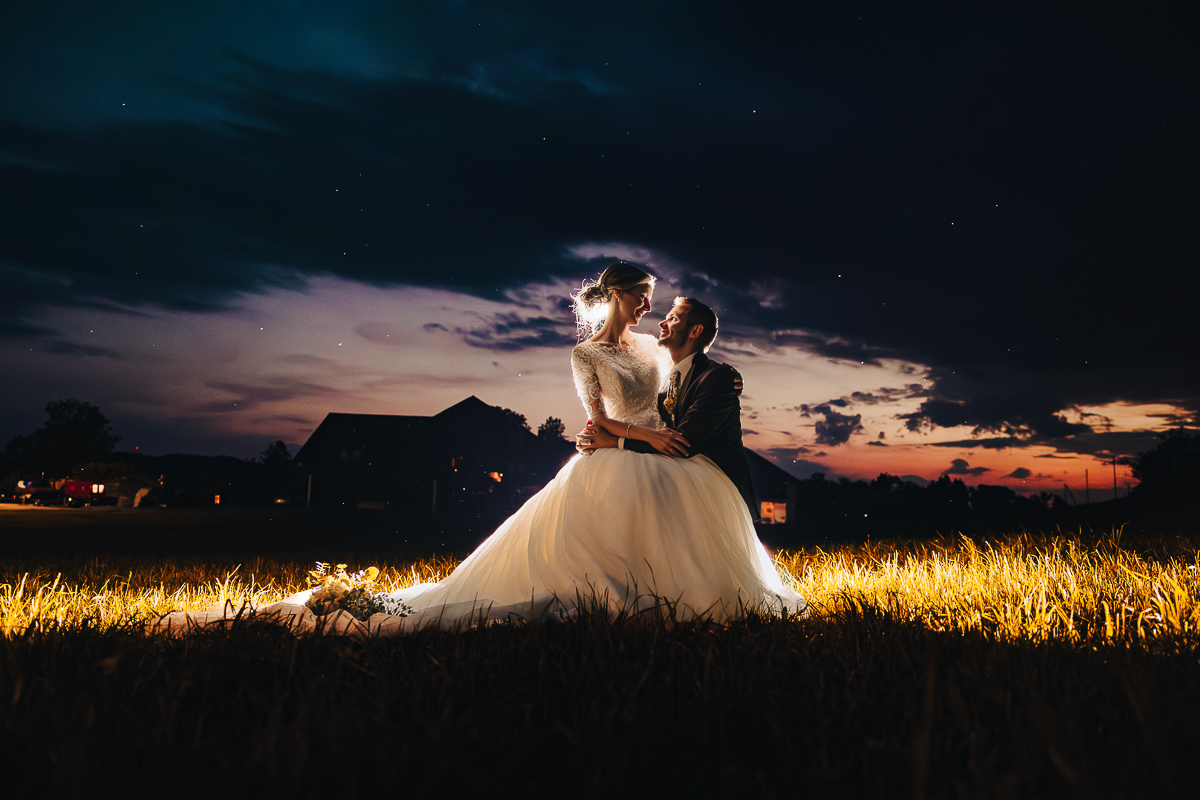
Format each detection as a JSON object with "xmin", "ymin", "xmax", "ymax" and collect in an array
[{"xmin": 623, "ymin": 352, "xmax": 760, "ymax": 522}]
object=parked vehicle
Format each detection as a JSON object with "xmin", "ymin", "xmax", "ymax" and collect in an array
[
  {"xmin": 15, "ymin": 480, "xmax": 64, "ymax": 506},
  {"xmin": 62, "ymin": 480, "xmax": 111, "ymax": 507}
]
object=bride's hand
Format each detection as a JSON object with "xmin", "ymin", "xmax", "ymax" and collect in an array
[{"xmin": 644, "ymin": 427, "xmax": 690, "ymax": 457}]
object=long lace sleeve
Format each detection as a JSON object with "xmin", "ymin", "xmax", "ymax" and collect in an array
[{"xmin": 571, "ymin": 346, "xmax": 606, "ymax": 421}]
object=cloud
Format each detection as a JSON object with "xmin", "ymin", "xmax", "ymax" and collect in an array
[
  {"xmin": 0, "ymin": 315, "xmax": 57, "ymax": 339},
  {"xmin": 1147, "ymin": 408, "xmax": 1200, "ymax": 426},
  {"xmin": 768, "ymin": 330, "xmax": 896, "ymax": 366},
  {"xmin": 192, "ymin": 379, "xmax": 338, "ymax": 414},
  {"xmin": 261, "ymin": 415, "xmax": 313, "ymax": 427},
  {"xmin": 930, "ymin": 436, "xmax": 1028, "ymax": 449},
  {"xmin": 896, "ymin": 364, "xmax": 1198, "ymax": 461},
  {"xmin": 800, "ymin": 385, "xmax": 927, "ymax": 419},
  {"xmin": 1006, "ymin": 467, "xmax": 1032, "ymax": 479},
  {"xmin": 848, "ymin": 386, "xmax": 927, "ymax": 405},
  {"xmin": 42, "ymin": 339, "xmax": 123, "ymax": 359},
  {"xmin": 0, "ymin": 2, "xmax": 1197, "ymax": 463},
  {"xmin": 758, "ymin": 447, "xmax": 836, "ymax": 480},
  {"xmin": 355, "ymin": 322, "xmax": 405, "ymax": 345},
  {"xmin": 943, "ymin": 458, "xmax": 990, "ymax": 477},
  {"xmin": 1032, "ymin": 429, "xmax": 1164, "ymax": 458},
  {"xmin": 450, "ymin": 313, "xmax": 577, "ymax": 351},
  {"xmin": 806, "ymin": 404, "xmax": 864, "ymax": 446},
  {"xmin": 930, "ymin": 427, "xmax": 1162, "ymax": 459}
]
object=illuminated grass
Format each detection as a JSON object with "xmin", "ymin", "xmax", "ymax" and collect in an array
[
  {"xmin": 2, "ymin": 528, "xmax": 1199, "ymax": 797},
  {"xmin": 0, "ymin": 555, "xmax": 458, "ymax": 635},
  {"xmin": 3, "ymin": 528, "xmax": 1198, "ymax": 648},
  {"xmin": 775, "ymin": 528, "xmax": 1200, "ymax": 648}
]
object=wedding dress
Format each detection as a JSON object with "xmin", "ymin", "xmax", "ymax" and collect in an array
[{"xmin": 153, "ymin": 332, "xmax": 806, "ymax": 635}]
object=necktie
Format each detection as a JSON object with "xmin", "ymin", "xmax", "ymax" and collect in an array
[{"xmin": 664, "ymin": 369, "xmax": 681, "ymax": 417}]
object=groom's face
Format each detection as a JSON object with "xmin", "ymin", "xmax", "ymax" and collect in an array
[{"xmin": 658, "ymin": 300, "xmax": 695, "ymax": 350}]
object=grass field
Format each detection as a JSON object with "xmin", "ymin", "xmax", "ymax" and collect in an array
[{"xmin": 1, "ymin": 507, "xmax": 1198, "ymax": 798}]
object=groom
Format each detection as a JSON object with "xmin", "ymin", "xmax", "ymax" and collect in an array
[{"xmin": 577, "ymin": 296, "xmax": 760, "ymax": 522}]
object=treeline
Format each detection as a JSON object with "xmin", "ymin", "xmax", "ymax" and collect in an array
[
  {"xmin": 5, "ymin": 399, "xmax": 1199, "ymax": 515},
  {"xmin": 1, "ymin": 400, "xmax": 303, "ymax": 506},
  {"xmin": 791, "ymin": 472, "xmax": 1062, "ymax": 522}
]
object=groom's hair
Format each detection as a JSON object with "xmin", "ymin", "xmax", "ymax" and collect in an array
[{"xmin": 677, "ymin": 297, "xmax": 718, "ymax": 351}]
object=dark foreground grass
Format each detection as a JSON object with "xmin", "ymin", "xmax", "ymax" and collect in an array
[
  {"xmin": 4, "ymin": 508, "xmax": 1199, "ymax": 798},
  {"xmin": 2, "ymin": 607, "xmax": 1197, "ymax": 799}
]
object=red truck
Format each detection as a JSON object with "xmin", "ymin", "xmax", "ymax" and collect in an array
[{"xmin": 61, "ymin": 481, "xmax": 108, "ymax": 507}]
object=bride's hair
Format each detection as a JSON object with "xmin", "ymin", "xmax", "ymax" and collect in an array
[{"xmin": 572, "ymin": 262, "xmax": 655, "ymax": 334}]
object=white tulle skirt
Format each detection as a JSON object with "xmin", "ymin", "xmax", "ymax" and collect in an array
[{"xmin": 153, "ymin": 450, "xmax": 807, "ymax": 636}]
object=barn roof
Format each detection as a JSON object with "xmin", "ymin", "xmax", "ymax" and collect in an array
[
  {"xmin": 294, "ymin": 412, "xmax": 436, "ymax": 465},
  {"xmin": 294, "ymin": 396, "xmax": 540, "ymax": 466}
]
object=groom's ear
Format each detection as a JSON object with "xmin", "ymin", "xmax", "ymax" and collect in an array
[{"xmin": 688, "ymin": 324, "xmax": 704, "ymax": 341}]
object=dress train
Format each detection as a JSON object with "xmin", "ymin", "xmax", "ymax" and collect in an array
[{"xmin": 152, "ymin": 448, "xmax": 806, "ymax": 636}]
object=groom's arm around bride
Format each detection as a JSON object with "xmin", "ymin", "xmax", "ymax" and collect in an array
[{"xmin": 578, "ymin": 297, "xmax": 760, "ymax": 522}]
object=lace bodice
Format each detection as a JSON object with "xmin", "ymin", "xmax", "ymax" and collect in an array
[{"xmin": 571, "ymin": 333, "xmax": 666, "ymax": 429}]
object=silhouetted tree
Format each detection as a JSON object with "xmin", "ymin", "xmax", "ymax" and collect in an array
[
  {"xmin": 870, "ymin": 473, "xmax": 901, "ymax": 493},
  {"xmin": 537, "ymin": 417, "xmax": 566, "ymax": 441},
  {"xmin": 1131, "ymin": 429, "xmax": 1200, "ymax": 502},
  {"xmin": 969, "ymin": 484, "xmax": 1018, "ymax": 515},
  {"xmin": 259, "ymin": 440, "xmax": 292, "ymax": 468},
  {"xmin": 926, "ymin": 475, "xmax": 971, "ymax": 512},
  {"xmin": 3, "ymin": 399, "xmax": 120, "ymax": 477},
  {"xmin": 501, "ymin": 408, "xmax": 531, "ymax": 432}
]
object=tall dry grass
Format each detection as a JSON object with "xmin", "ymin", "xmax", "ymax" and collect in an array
[
  {"xmin": 3, "ymin": 527, "xmax": 1198, "ymax": 649},
  {"xmin": 2, "ymin": 527, "xmax": 1199, "ymax": 797},
  {"xmin": 0, "ymin": 555, "xmax": 457, "ymax": 636},
  {"xmin": 776, "ymin": 528, "xmax": 1200, "ymax": 649}
]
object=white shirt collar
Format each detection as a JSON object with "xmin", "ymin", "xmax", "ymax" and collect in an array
[{"xmin": 672, "ymin": 352, "xmax": 698, "ymax": 383}]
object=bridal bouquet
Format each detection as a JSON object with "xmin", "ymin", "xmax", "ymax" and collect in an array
[{"xmin": 304, "ymin": 563, "xmax": 413, "ymax": 620}]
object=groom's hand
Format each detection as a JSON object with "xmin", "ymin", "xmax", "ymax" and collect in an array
[{"xmin": 575, "ymin": 422, "xmax": 617, "ymax": 455}]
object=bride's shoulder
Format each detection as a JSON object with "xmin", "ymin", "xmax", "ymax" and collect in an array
[
  {"xmin": 571, "ymin": 340, "xmax": 596, "ymax": 361},
  {"xmin": 633, "ymin": 332, "xmax": 660, "ymax": 350}
]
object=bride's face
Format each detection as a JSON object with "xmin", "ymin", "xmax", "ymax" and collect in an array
[{"xmin": 615, "ymin": 282, "xmax": 653, "ymax": 324}]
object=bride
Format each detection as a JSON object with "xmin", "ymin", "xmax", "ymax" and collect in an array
[{"xmin": 155, "ymin": 264, "xmax": 806, "ymax": 635}]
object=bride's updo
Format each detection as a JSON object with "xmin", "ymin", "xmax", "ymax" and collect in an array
[{"xmin": 572, "ymin": 262, "xmax": 655, "ymax": 334}]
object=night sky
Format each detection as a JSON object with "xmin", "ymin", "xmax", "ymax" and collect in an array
[{"xmin": 2, "ymin": 2, "xmax": 1196, "ymax": 492}]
